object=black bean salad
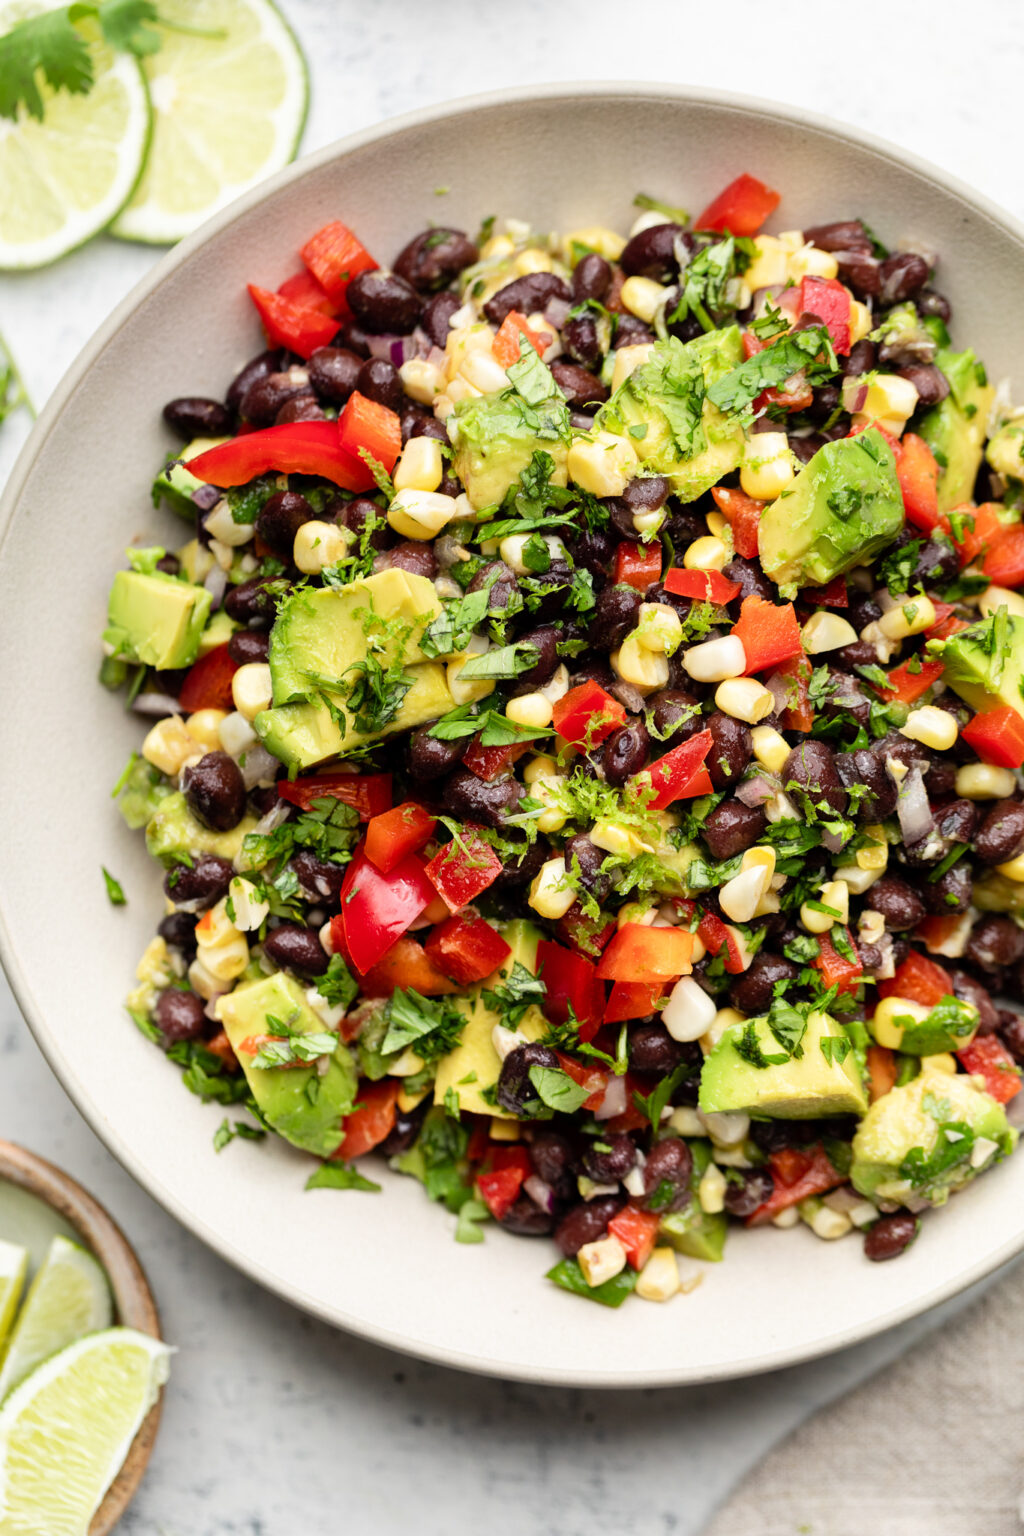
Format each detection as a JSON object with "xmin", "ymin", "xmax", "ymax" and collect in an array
[{"xmin": 104, "ymin": 171, "xmax": 1024, "ymax": 1307}]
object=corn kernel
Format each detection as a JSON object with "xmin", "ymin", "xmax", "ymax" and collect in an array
[
  {"xmin": 444, "ymin": 322, "xmax": 496, "ymax": 378},
  {"xmin": 788, "ymin": 244, "xmax": 839, "ymax": 281},
  {"xmin": 683, "ymin": 535, "xmax": 729, "ymax": 572},
  {"xmin": 799, "ymin": 877, "xmax": 848, "ymax": 934},
  {"xmin": 529, "ymin": 857, "xmax": 576, "ymax": 920},
  {"xmin": 293, "ymin": 519, "xmax": 351, "ymax": 574},
  {"xmin": 637, "ymin": 602, "xmax": 683, "ymax": 654},
  {"xmin": 701, "ymin": 1006, "xmax": 746, "ymax": 1054},
  {"xmin": 136, "ymin": 936, "xmax": 171, "ymax": 986},
  {"xmin": 979, "ymin": 585, "xmax": 1024, "ymax": 621},
  {"xmin": 489, "ymin": 1116, "xmax": 522, "ymax": 1141},
  {"xmin": 563, "ymin": 226, "xmax": 626, "ymax": 263},
  {"xmin": 537, "ymin": 664, "xmax": 570, "ymax": 704},
  {"xmin": 682, "ymin": 634, "xmax": 747, "ymax": 683},
  {"xmin": 612, "ymin": 634, "xmax": 669, "ymax": 692},
  {"xmin": 178, "ymin": 537, "xmax": 214, "ymax": 585},
  {"xmin": 740, "ymin": 432, "xmax": 796, "ymax": 502},
  {"xmin": 393, "ymin": 436, "xmax": 444, "ymax": 493},
  {"xmin": 523, "ymin": 753, "xmax": 560, "ymax": 786},
  {"xmin": 387, "ymin": 489, "xmax": 458, "ymax": 541},
  {"xmin": 632, "ymin": 508, "xmax": 665, "ymax": 538},
  {"xmin": 200, "ymin": 931, "xmax": 250, "ymax": 982},
  {"xmin": 620, "ymin": 275, "xmax": 669, "ymax": 324},
  {"xmin": 955, "ymin": 763, "xmax": 1018, "ymax": 800},
  {"xmin": 805, "ymin": 1202, "xmax": 853, "ymax": 1240},
  {"xmin": 400, "ymin": 357, "xmax": 445, "ymax": 404},
  {"xmin": 636, "ymin": 1248, "xmax": 681, "ymax": 1303},
  {"xmin": 227, "ymin": 876, "xmax": 270, "ymax": 933},
  {"xmin": 744, "ymin": 235, "xmax": 788, "ymax": 291},
  {"xmin": 479, "ymin": 233, "xmax": 515, "ymax": 260},
  {"xmin": 185, "ymin": 708, "xmax": 228, "ymax": 751},
  {"xmin": 701, "ymin": 1109, "xmax": 750, "ymax": 1147},
  {"xmin": 577, "ymin": 1235, "xmax": 628, "ymax": 1288},
  {"xmin": 742, "ymin": 845, "xmax": 777, "ymax": 880},
  {"xmin": 751, "ymin": 725, "xmax": 790, "ymax": 775},
  {"xmin": 901, "ymin": 704, "xmax": 958, "ymax": 751},
  {"xmin": 447, "ymin": 641, "xmax": 496, "ymax": 706},
  {"xmin": 928, "ymin": 1052, "xmax": 958, "ymax": 1076},
  {"xmin": 396, "ymin": 1085, "xmax": 430, "ymax": 1113},
  {"xmin": 852, "ymin": 373, "xmax": 919, "ymax": 436},
  {"xmin": 218, "ymin": 710, "xmax": 257, "ymax": 757},
  {"xmin": 715, "ymin": 677, "xmax": 775, "ymax": 724},
  {"xmin": 460, "ymin": 350, "xmax": 509, "ymax": 394},
  {"xmin": 505, "ymin": 692, "xmax": 553, "ymax": 729},
  {"xmin": 513, "ymin": 246, "xmax": 554, "ymax": 276},
  {"xmin": 142, "ymin": 715, "xmax": 199, "ymax": 777},
  {"xmin": 772, "ymin": 1204, "xmax": 801, "ymax": 1229},
  {"xmin": 699, "ymin": 1161, "xmax": 726, "ymax": 1219},
  {"xmin": 856, "ymin": 827, "xmax": 889, "ymax": 872},
  {"xmin": 720, "ymin": 864, "xmax": 772, "ymax": 924},
  {"xmin": 231, "ymin": 662, "xmax": 273, "ymax": 723},
  {"xmin": 567, "ymin": 431, "xmax": 639, "ymax": 498},
  {"xmin": 802, "ymin": 610, "xmax": 858, "ymax": 654},
  {"xmin": 878, "ymin": 594, "xmax": 936, "ymax": 641},
  {"xmin": 669, "ymin": 1105, "xmax": 704, "ymax": 1137},
  {"xmin": 870, "ymin": 995, "xmax": 930, "ymax": 1050},
  {"xmin": 611, "ymin": 343, "xmax": 654, "ymax": 392},
  {"xmin": 996, "ymin": 852, "xmax": 1024, "ymax": 882},
  {"xmin": 849, "ymin": 300, "xmax": 872, "ymax": 345}
]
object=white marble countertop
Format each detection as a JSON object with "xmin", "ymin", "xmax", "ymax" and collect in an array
[{"xmin": 1, "ymin": 2, "xmax": 1022, "ymax": 1530}]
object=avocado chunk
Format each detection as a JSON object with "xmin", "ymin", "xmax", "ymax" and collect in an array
[
  {"xmin": 850, "ymin": 1065, "xmax": 1016, "ymax": 1206},
  {"xmin": 217, "ymin": 972, "xmax": 357, "ymax": 1157},
  {"xmin": 433, "ymin": 919, "xmax": 546, "ymax": 1117},
  {"xmin": 104, "ymin": 570, "xmax": 212, "ymax": 671},
  {"xmin": 596, "ymin": 328, "xmax": 745, "ymax": 503},
  {"xmin": 145, "ymin": 791, "xmax": 257, "ymax": 864},
  {"xmin": 933, "ymin": 610, "xmax": 1024, "ymax": 719},
  {"xmin": 699, "ymin": 1010, "xmax": 868, "ymax": 1119},
  {"xmin": 658, "ymin": 1140, "xmax": 727, "ymax": 1261},
  {"xmin": 256, "ymin": 663, "xmax": 455, "ymax": 771},
  {"xmin": 758, "ymin": 428, "xmax": 904, "ymax": 594},
  {"xmin": 197, "ymin": 608, "xmax": 238, "ymax": 658},
  {"xmin": 918, "ymin": 347, "xmax": 994, "ymax": 511},
  {"xmin": 986, "ymin": 412, "xmax": 1024, "ymax": 486},
  {"xmin": 152, "ymin": 437, "xmax": 230, "ymax": 519},
  {"xmin": 449, "ymin": 391, "xmax": 570, "ymax": 511}
]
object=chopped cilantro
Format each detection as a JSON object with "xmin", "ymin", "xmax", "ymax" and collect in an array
[
  {"xmin": 102, "ymin": 867, "xmax": 126, "ymax": 906},
  {"xmin": 306, "ymin": 1161, "xmax": 381, "ymax": 1193}
]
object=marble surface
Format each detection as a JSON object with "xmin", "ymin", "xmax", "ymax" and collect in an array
[{"xmin": 1, "ymin": 1, "xmax": 1022, "ymax": 1529}]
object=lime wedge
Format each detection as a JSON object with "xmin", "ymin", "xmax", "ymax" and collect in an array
[
  {"xmin": 111, "ymin": 0, "xmax": 307, "ymax": 244},
  {"xmin": 0, "ymin": 1327, "xmax": 170, "ymax": 1534},
  {"xmin": 0, "ymin": 1243, "xmax": 28, "ymax": 1358},
  {"xmin": 0, "ymin": 5, "xmax": 151, "ymax": 270},
  {"xmin": 0, "ymin": 1236, "xmax": 112, "ymax": 1402}
]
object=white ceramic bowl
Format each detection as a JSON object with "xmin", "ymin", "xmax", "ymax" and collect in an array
[{"xmin": 3, "ymin": 84, "xmax": 1024, "ymax": 1387}]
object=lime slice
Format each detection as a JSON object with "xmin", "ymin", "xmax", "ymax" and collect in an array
[
  {"xmin": 111, "ymin": 0, "xmax": 308, "ymax": 244},
  {"xmin": 0, "ymin": 1327, "xmax": 170, "ymax": 1534},
  {"xmin": 0, "ymin": 1236, "xmax": 112, "ymax": 1402},
  {"xmin": 0, "ymin": 5, "xmax": 151, "ymax": 270},
  {"xmin": 0, "ymin": 1243, "xmax": 28, "ymax": 1358}
]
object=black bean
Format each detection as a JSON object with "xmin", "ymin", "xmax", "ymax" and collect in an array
[
  {"xmin": 917, "ymin": 288, "xmax": 952, "ymax": 322},
  {"xmin": 722, "ymin": 555, "xmax": 775, "ymax": 602},
  {"xmin": 307, "ymin": 346, "xmax": 363, "ymax": 406},
  {"xmin": 498, "ymin": 1196, "xmax": 556, "ymax": 1236},
  {"xmin": 393, "ymin": 227, "xmax": 478, "ymax": 292},
  {"xmin": 255, "ymin": 489, "xmax": 314, "ymax": 559},
  {"xmin": 331, "ymin": 315, "xmax": 373, "ymax": 358},
  {"xmin": 387, "ymin": 541, "xmax": 437, "ymax": 579},
  {"xmin": 879, "ymin": 251, "xmax": 930, "ymax": 305},
  {"xmin": 708, "ymin": 713, "xmax": 752, "ymax": 790},
  {"xmin": 561, "ymin": 313, "xmax": 602, "ymax": 369},
  {"xmin": 620, "ymin": 223, "xmax": 690, "ymax": 281},
  {"xmin": 155, "ymin": 988, "xmax": 207, "ymax": 1045},
  {"xmin": 702, "ymin": 799, "xmax": 767, "ymax": 861},
  {"xmin": 562, "ymin": 833, "xmax": 612, "ymax": 903},
  {"xmin": 898, "ymin": 363, "xmax": 949, "ymax": 408},
  {"xmin": 226, "ymin": 630, "xmax": 270, "ymax": 667},
  {"xmin": 789, "ymin": 434, "xmax": 824, "ymax": 466},
  {"xmin": 867, "ymin": 875, "xmax": 926, "ymax": 932},
  {"xmin": 530, "ymin": 1130, "xmax": 577, "ymax": 1200},
  {"xmin": 379, "ymin": 1096, "xmax": 431, "ymax": 1158},
  {"xmin": 911, "ymin": 535, "xmax": 959, "ymax": 588},
  {"xmin": 833, "ymin": 249, "xmax": 881, "ymax": 298},
  {"xmin": 629, "ymin": 1024, "xmax": 687, "ymax": 1073},
  {"xmin": 784, "ymin": 739, "xmax": 847, "ymax": 815},
  {"xmin": 347, "ymin": 270, "xmax": 421, "ymax": 334},
  {"xmin": 421, "ymin": 291, "xmax": 462, "ymax": 349},
  {"xmin": 155, "ymin": 554, "xmax": 181, "ymax": 576},
  {"xmin": 933, "ymin": 798, "xmax": 978, "ymax": 844},
  {"xmin": 923, "ymin": 861, "xmax": 972, "ymax": 915},
  {"xmin": 408, "ymin": 723, "xmax": 468, "ymax": 782},
  {"xmin": 619, "ymin": 476, "xmax": 668, "ymax": 512},
  {"xmin": 614, "ymin": 314, "xmax": 657, "ymax": 347},
  {"xmin": 468, "ymin": 559, "xmax": 518, "ymax": 611},
  {"xmin": 164, "ymin": 854, "xmax": 234, "ymax": 908},
  {"xmin": 483, "ymin": 273, "xmax": 571, "ymax": 326},
  {"xmin": 554, "ymin": 1195, "xmax": 626, "ymax": 1257},
  {"xmin": 405, "ymin": 412, "xmax": 447, "ymax": 444},
  {"xmin": 290, "ymin": 849, "xmax": 346, "ymax": 904},
  {"xmin": 262, "ymin": 923, "xmax": 329, "ymax": 978},
  {"xmin": 183, "ymin": 752, "xmax": 247, "ymax": 833},
  {"xmin": 865, "ymin": 1212, "xmax": 920, "ymax": 1262},
  {"xmin": 163, "ymin": 397, "xmax": 233, "ymax": 438},
  {"xmin": 640, "ymin": 1138, "xmax": 692, "ymax": 1213},
  {"xmin": 588, "ymin": 583, "xmax": 643, "ymax": 650},
  {"xmin": 157, "ymin": 911, "xmax": 198, "ymax": 957},
  {"xmin": 512, "ymin": 626, "xmax": 558, "ymax": 688},
  {"xmin": 226, "ymin": 349, "xmax": 282, "ymax": 415},
  {"xmin": 603, "ymin": 720, "xmax": 650, "ymax": 787},
  {"xmin": 239, "ymin": 370, "xmax": 308, "ymax": 427},
  {"xmin": 224, "ymin": 577, "xmax": 279, "ymax": 625},
  {"xmin": 355, "ymin": 357, "xmax": 401, "ymax": 412},
  {"xmin": 844, "ymin": 339, "xmax": 877, "ymax": 377},
  {"xmin": 572, "ymin": 252, "xmax": 612, "ymax": 303},
  {"xmin": 975, "ymin": 799, "xmax": 1024, "ymax": 865},
  {"xmin": 582, "ymin": 1134, "xmax": 637, "ymax": 1184},
  {"xmin": 968, "ymin": 916, "xmax": 1024, "ymax": 970},
  {"xmin": 950, "ymin": 970, "xmax": 999, "ymax": 1034},
  {"xmin": 493, "ymin": 835, "xmax": 549, "ymax": 890},
  {"xmin": 549, "ymin": 361, "xmax": 608, "ymax": 408},
  {"xmin": 729, "ymin": 952, "xmax": 798, "ymax": 1015},
  {"xmin": 999, "ymin": 1011, "xmax": 1024, "ymax": 1062},
  {"xmin": 723, "ymin": 1167, "xmax": 774, "ymax": 1219},
  {"xmin": 275, "ymin": 393, "xmax": 325, "ymax": 424},
  {"xmin": 649, "ymin": 688, "xmax": 703, "ymax": 749},
  {"xmin": 496, "ymin": 1042, "xmax": 561, "ymax": 1116},
  {"xmin": 442, "ymin": 768, "xmax": 524, "ymax": 829},
  {"xmin": 803, "ymin": 219, "xmax": 871, "ymax": 252}
]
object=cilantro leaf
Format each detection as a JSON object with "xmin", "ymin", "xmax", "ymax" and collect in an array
[
  {"xmin": 305, "ymin": 1161, "xmax": 381, "ymax": 1193},
  {"xmin": 482, "ymin": 962, "xmax": 546, "ymax": 1029},
  {"xmin": 381, "ymin": 988, "xmax": 466, "ymax": 1064},
  {"xmin": 313, "ymin": 953, "xmax": 358, "ymax": 1010},
  {"xmin": 457, "ymin": 641, "xmax": 541, "ymax": 681},
  {"xmin": 528, "ymin": 1064, "xmax": 589, "ymax": 1115},
  {"xmin": 101, "ymin": 866, "xmax": 126, "ymax": 906},
  {"xmin": 0, "ymin": 8, "xmax": 92, "ymax": 121},
  {"xmin": 454, "ymin": 1196, "xmax": 490, "ymax": 1243},
  {"xmin": 632, "ymin": 1061, "xmax": 689, "ymax": 1129},
  {"xmin": 708, "ymin": 326, "xmax": 837, "ymax": 416},
  {"xmin": 213, "ymin": 1118, "xmax": 266, "ymax": 1153}
]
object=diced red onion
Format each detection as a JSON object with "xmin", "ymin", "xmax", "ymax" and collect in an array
[
  {"xmin": 594, "ymin": 1075, "xmax": 628, "ymax": 1122},
  {"xmin": 366, "ymin": 333, "xmax": 421, "ymax": 367},
  {"xmin": 524, "ymin": 1175, "xmax": 555, "ymax": 1213},
  {"xmin": 766, "ymin": 671, "xmax": 791, "ymax": 715},
  {"xmin": 778, "ymin": 286, "xmax": 802, "ymax": 317},
  {"xmin": 609, "ymin": 679, "xmax": 647, "ymax": 715},
  {"xmin": 203, "ymin": 564, "xmax": 228, "ymax": 610},
  {"xmin": 131, "ymin": 691, "xmax": 182, "ymax": 717},
  {"xmin": 239, "ymin": 744, "xmax": 279, "ymax": 790},
  {"xmin": 821, "ymin": 826, "xmax": 848, "ymax": 856},
  {"xmin": 543, "ymin": 296, "xmax": 570, "ymax": 329},
  {"xmin": 253, "ymin": 802, "xmax": 290, "ymax": 837},
  {"xmin": 203, "ymin": 994, "xmax": 226, "ymax": 1021},
  {"xmin": 192, "ymin": 483, "xmax": 220, "ymax": 512},
  {"xmin": 841, "ymin": 377, "xmax": 869, "ymax": 414},
  {"xmin": 426, "ymin": 345, "xmax": 447, "ymax": 373},
  {"xmin": 736, "ymin": 773, "xmax": 779, "ymax": 808},
  {"xmin": 896, "ymin": 763, "xmax": 934, "ymax": 846}
]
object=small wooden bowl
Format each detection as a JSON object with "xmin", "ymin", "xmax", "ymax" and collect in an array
[{"xmin": 0, "ymin": 1140, "xmax": 163, "ymax": 1536}]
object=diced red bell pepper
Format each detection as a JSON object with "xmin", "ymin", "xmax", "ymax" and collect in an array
[
  {"xmin": 867, "ymin": 1044, "xmax": 897, "ymax": 1104},
  {"xmin": 731, "ymin": 595, "xmax": 803, "ymax": 674},
  {"xmin": 300, "ymin": 220, "xmax": 377, "ymax": 308},
  {"xmin": 613, "ymin": 540, "xmax": 663, "ymax": 591},
  {"xmin": 952, "ymin": 503, "xmax": 1002, "ymax": 568},
  {"xmin": 461, "ymin": 737, "xmax": 531, "ymax": 782},
  {"xmin": 747, "ymin": 1144, "xmax": 846, "ymax": 1226},
  {"xmin": 247, "ymin": 284, "xmax": 339, "ymax": 360},
  {"xmin": 337, "ymin": 391, "xmax": 402, "ymax": 475},
  {"xmin": 799, "ymin": 275, "xmax": 851, "ymax": 355},
  {"xmin": 492, "ymin": 309, "xmax": 551, "ymax": 368},
  {"xmin": 424, "ymin": 830, "xmax": 503, "ymax": 913},
  {"xmin": 537, "ymin": 938, "xmax": 605, "ymax": 1043},
  {"xmin": 895, "ymin": 433, "xmax": 943, "ymax": 533},
  {"xmin": 343, "ymin": 934, "xmax": 457, "ymax": 999},
  {"xmin": 957, "ymin": 1035, "xmax": 1022, "ymax": 1103},
  {"xmin": 185, "ymin": 422, "xmax": 374, "ymax": 492},
  {"xmin": 337, "ymin": 848, "xmax": 435, "ymax": 975},
  {"xmin": 962, "ymin": 707, "xmax": 1024, "ymax": 770},
  {"xmin": 551, "ymin": 680, "xmax": 626, "ymax": 749},
  {"xmin": 879, "ymin": 656, "xmax": 945, "ymax": 705},
  {"xmin": 633, "ymin": 729, "xmax": 714, "ymax": 811},
  {"xmin": 813, "ymin": 929, "xmax": 862, "ymax": 996},
  {"xmin": 177, "ymin": 644, "xmax": 238, "ymax": 712},
  {"xmin": 276, "ymin": 268, "xmax": 338, "ymax": 316},
  {"xmin": 711, "ymin": 486, "xmax": 763, "ymax": 559},
  {"xmin": 878, "ymin": 950, "xmax": 950, "ymax": 1007},
  {"xmin": 697, "ymin": 173, "xmax": 780, "ymax": 236},
  {"xmin": 697, "ymin": 910, "xmax": 746, "ymax": 975},
  {"xmin": 279, "ymin": 772, "xmax": 392, "ymax": 820},
  {"xmin": 608, "ymin": 1205, "xmax": 661, "ymax": 1270},
  {"xmin": 926, "ymin": 604, "xmax": 969, "ymax": 641},
  {"xmin": 663, "ymin": 567, "xmax": 741, "ymax": 605},
  {"xmin": 555, "ymin": 906, "xmax": 616, "ymax": 960},
  {"xmin": 604, "ymin": 980, "xmax": 673, "ymax": 1023},
  {"xmin": 364, "ymin": 801, "xmax": 437, "ymax": 874},
  {"xmin": 982, "ymin": 525, "xmax": 1024, "ymax": 587},
  {"xmin": 774, "ymin": 655, "xmax": 814, "ymax": 732},
  {"xmin": 914, "ymin": 914, "xmax": 966, "ymax": 956},
  {"xmin": 332, "ymin": 1080, "xmax": 400, "ymax": 1161},
  {"xmin": 476, "ymin": 1164, "xmax": 526, "ymax": 1220},
  {"xmin": 555, "ymin": 1052, "xmax": 608, "ymax": 1110},
  {"xmin": 596, "ymin": 924, "xmax": 694, "ymax": 982},
  {"xmin": 424, "ymin": 913, "xmax": 511, "ymax": 987}
]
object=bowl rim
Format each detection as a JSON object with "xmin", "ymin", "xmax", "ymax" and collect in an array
[
  {"xmin": 0, "ymin": 1139, "xmax": 163, "ymax": 1533},
  {"xmin": 4, "ymin": 79, "xmax": 1024, "ymax": 1386}
]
